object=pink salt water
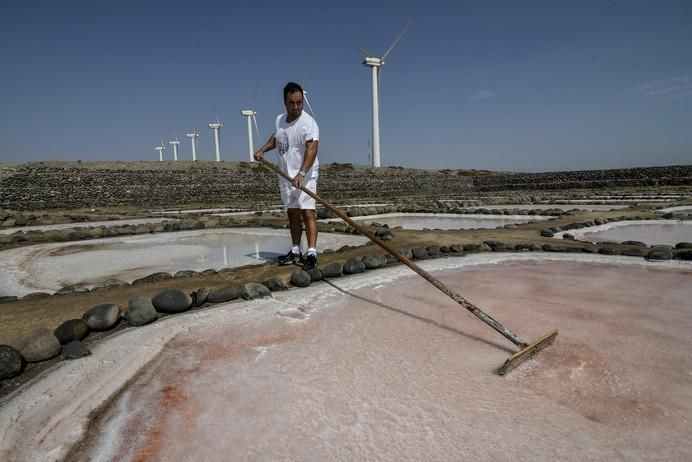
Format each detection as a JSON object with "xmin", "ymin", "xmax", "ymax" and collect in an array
[{"xmin": 75, "ymin": 257, "xmax": 692, "ymax": 461}]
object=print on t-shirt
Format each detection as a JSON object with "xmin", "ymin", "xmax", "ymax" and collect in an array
[{"xmin": 278, "ymin": 141, "xmax": 289, "ymax": 156}]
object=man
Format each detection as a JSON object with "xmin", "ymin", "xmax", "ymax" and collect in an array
[{"xmin": 254, "ymin": 82, "xmax": 320, "ymax": 271}]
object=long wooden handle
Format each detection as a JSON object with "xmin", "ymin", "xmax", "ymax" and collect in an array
[{"xmin": 259, "ymin": 159, "xmax": 529, "ymax": 348}]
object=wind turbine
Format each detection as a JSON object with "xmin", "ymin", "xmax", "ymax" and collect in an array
[
  {"xmin": 154, "ymin": 139, "xmax": 166, "ymax": 162},
  {"xmin": 208, "ymin": 119, "xmax": 223, "ymax": 162},
  {"xmin": 186, "ymin": 130, "xmax": 199, "ymax": 161},
  {"xmin": 356, "ymin": 23, "xmax": 411, "ymax": 168},
  {"xmin": 240, "ymin": 110, "xmax": 259, "ymax": 162},
  {"xmin": 168, "ymin": 137, "xmax": 180, "ymax": 161}
]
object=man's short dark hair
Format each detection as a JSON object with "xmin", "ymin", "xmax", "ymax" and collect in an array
[{"xmin": 283, "ymin": 82, "xmax": 304, "ymax": 102}]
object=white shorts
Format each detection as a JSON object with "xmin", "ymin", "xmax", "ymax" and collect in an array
[{"xmin": 279, "ymin": 174, "xmax": 318, "ymax": 210}]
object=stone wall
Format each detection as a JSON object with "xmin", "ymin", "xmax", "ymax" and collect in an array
[
  {"xmin": 0, "ymin": 162, "xmax": 476, "ymax": 210},
  {"xmin": 0, "ymin": 161, "xmax": 690, "ymax": 211},
  {"xmin": 472, "ymin": 165, "xmax": 692, "ymax": 191}
]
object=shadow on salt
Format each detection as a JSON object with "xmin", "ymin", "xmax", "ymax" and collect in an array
[{"xmin": 0, "ymin": 228, "xmax": 368, "ymax": 296}]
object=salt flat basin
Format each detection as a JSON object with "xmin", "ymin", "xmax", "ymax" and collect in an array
[
  {"xmin": 555, "ymin": 219, "xmax": 692, "ymax": 245},
  {"xmin": 658, "ymin": 205, "xmax": 692, "ymax": 214},
  {"xmin": 2, "ymin": 254, "xmax": 690, "ymax": 461},
  {"xmin": 322, "ymin": 213, "xmax": 551, "ymax": 230},
  {"xmin": 0, "ymin": 228, "xmax": 368, "ymax": 296},
  {"xmin": 0, "ymin": 218, "xmax": 179, "ymax": 235},
  {"xmin": 463, "ymin": 204, "xmax": 629, "ymax": 211}
]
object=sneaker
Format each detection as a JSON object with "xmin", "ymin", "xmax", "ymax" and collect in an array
[
  {"xmin": 277, "ymin": 250, "xmax": 303, "ymax": 266},
  {"xmin": 303, "ymin": 253, "xmax": 318, "ymax": 271}
]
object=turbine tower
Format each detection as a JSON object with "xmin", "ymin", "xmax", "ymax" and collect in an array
[
  {"xmin": 208, "ymin": 120, "xmax": 223, "ymax": 162},
  {"xmin": 168, "ymin": 138, "xmax": 180, "ymax": 161},
  {"xmin": 356, "ymin": 23, "xmax": 411, "ymax": 168},
  {"xmin": 240, "ymin": 110, "xmax": 259, "ymax": 162},
  {"xmin": 154, "ymin": 141, "xmax": 166, "ymax": 162},
  {"xmin": 186, "ymin": 130, "xmax": 199, "ymax": 161}
]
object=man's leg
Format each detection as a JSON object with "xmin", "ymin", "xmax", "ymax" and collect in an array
[
  {"xmin": 287, "ymin": 208, "xmax": 303, "ymax": 246},
  {"xmin": 302, "ymin": 209, "xmax": 318, "ymax": 249},
  {"xmin": 277, "ymin": 208, "xmax": 304, "ymax": 265},
  {"xmin": 302, "ymin": 209, "xmax": 319, "ymax": 270}
]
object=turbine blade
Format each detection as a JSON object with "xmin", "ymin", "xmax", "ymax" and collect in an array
[
  {"xmin": 252, "ymin": 114, "xmax": 260, "ymax": 138},
  {"xmin": 381, "ymin": 22, "xmax": 412, "ymax": 61},
  {"xmin": 303, "ymin": 93, "xmax": 316, "ymax": 119},
  {"xmin": 354, "ymin": 44, "xmax": 375, "ymax": 57}
]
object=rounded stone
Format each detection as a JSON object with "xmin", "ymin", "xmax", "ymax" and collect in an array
[
  {"xmin": 82, "ymin": 303, "xmax": 120, "ymax": 331},
  {"xmin": 131, "ymin": 272, "xmax": 172, "ymax": 286},
  {"xmin": 411, "ymin": 247, "xmax": 429, "ymax": 259},
  {"xmin": 621, "ymin": 248, "xmax": 648, "ymax": 257},
  {"xmin": 126, "ymin": 296, "xmax": 158, "ymax": 326},
  {"xmin": 22, "ymin": 292, "xmax": 51, "ymax": 300},
  {"xmin": 87, "ymin": 228, "xmax": 104, "ymax": 239},
  {"xmin": 321, "ymin": 261, "xmax": 343, "ymax": 278},
  {"xmin": 598, "ymin": 247, "xmax": 620, "ymax": 256},
  {"xmin": 542, "ymin": 244, "xmax": 567, "ymax": 252},
  {"xmin": 622, "ymin": 240, "xmax": 647, "ymax": 247},
  {"xmin": 362, "ymin": 254, "xmax": 388, "ymax": 269},
  {"xmin": 646, "ymin": 248, "xmax": 673, "ymax": 261},
  {"xmin": 398, "ymin": 248, "xmax": 413, "ymax": 259},
  {"xmin": 263, "ymin": 276, "xmax": 289, "ymax": 291},
  {"xmin": 54, "ymin": 319, "xmax": 89, "ymax": 344},
  {"xmin": 92, "ymin": 278, "xmax": 128, "ymax": 290},
  {"xmin": 484, "ymin": 241, "xmax": 506, "ymax": 252},
  {"xmin": 174, "ymin": 270, "xmax": 198, "ymax": 278},
  {"xmin": 307, "ymin": 267, "xmax": 324, "ymax": 282},
  {"xmin": 426, "ymin": 245, "xmax": 444, "ymax": 257},
  {"xmin": 0, "ymin": 344, "xmax": 24, "ymax": 379},
  {"xmin": 379, "ymin": 231, "xmax": 395, "ymax": 241},
  {"xmin": 55, "ymin": 285, "xmax": 90, "ymax": 295},
  {"xmin": 62, "ymin": 340, "xmax": 91, "ymax": 360},
  {"xmin": 343, "ymin": 257, "xmax": 366, "ymax": 275},
  {"xmin": 13, "ymin": 328, "xmax": 62, "ymax": 362},
  {"xmin": 674, "ymin": 249, "xmax": 692, "ymax": 260},
  {"xmin": 290, "ymin": 270, "xmax": 311, "ymax": 288},
  {"xmin": 152, "ymin": 289, "xmax": 193, "ymax": 314},
  {"xmin": 241, "ymin": 283, "xmax": 272, "ymax": 300},
  {"xmin": 208, "ymin": 287, "xmax": 240, "ymax": 303},
  {"xmin": 193, "ymin": 287, "xmax": 210, "ymax": 306}
]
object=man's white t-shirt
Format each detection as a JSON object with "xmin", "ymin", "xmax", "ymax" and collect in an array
[{"xmin": 275, "ymin": 111, "xmax": 319, "ymax": 180}]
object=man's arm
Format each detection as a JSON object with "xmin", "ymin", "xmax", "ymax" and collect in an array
[
  {"xmin": 254, "ymin": 135, "xmax": 276, "ymax": 160},
  {"xmin": 292, "ymin": 140, "xmax": 319, "ymax": 188}
]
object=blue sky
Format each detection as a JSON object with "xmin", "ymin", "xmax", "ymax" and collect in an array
[{"xmin": 1, "ymin": 0, "xmax": 690, "ymax": 171}]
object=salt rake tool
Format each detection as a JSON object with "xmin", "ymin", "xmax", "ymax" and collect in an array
[{"xmin": 259, "ymin": 159, "xmax": 558, "ymax": 375}]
